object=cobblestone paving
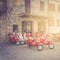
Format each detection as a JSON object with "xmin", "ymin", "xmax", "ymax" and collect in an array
[{"xmin": 0, "ymin": 42, "xmax": 60, "ymax": 60}]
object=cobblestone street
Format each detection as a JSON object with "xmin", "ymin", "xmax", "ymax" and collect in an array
[{"xmin": 0, "ymin": 42, "xmax": 60, "ymax": 60}]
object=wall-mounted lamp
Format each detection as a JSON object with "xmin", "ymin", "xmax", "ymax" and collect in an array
[{"xmin": 16, "ymin": 0, "xmax": 20, "ymax": 6}]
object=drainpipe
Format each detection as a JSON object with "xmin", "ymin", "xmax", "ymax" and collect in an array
[{"xmin": 47, "ymin": 0, "xmax": 49, "ymax": 33}]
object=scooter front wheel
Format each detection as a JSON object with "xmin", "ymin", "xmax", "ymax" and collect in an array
[
  {"xmin": 16, "ymin": 41, "xmax": 20, "ymax": 45},
  {"xmin": 48, "ymin": 43, "xmax": 54, "ymax": 49},
  {"xmin": 20, "ymin": 41, "xmax": 25, "ymax": 45},
  {"xmin": 37, "ymin": 44, "xmax": 43, "ymax": 51}
]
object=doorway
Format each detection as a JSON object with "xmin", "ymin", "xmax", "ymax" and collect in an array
[{"xmin": 22, "ymin": 21, "xmax": 32, "ymax": 35}]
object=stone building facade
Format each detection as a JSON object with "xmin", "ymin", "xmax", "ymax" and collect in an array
[{"xmin": 0, "ymin": 0, "xmax": 60, "ymax": 42}]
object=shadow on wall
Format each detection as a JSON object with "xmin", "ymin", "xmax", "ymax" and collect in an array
[
  {"xmin": 0, "ymin": 33, "xmax": 7, "ymax": 43},
  {"xmin": 0, "ymin": 0, "xmax": 7, "ymax": 16}
]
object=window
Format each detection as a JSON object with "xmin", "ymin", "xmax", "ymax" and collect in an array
[
  {"xmin": 57, "ymin": 20, "xmax": 60, "ymax": 26},
  {"xmin": 38, "ymin": 21, "xmax": 46, "ymax": 34},
  {"xmin": 58, "ymin": 5, "xmax": 60, "ymax": 12},
  {"xmin": 40, "ymin": 1, "xmax": 45, "ymax": 11},
  {"xmin": 25, "ymin": 0, "xmax": 30, "ymax": 14},
  {"xmin": 48, "ymin": 3, "xmax": 55, "ymax": 12},
  {"xmin": 48, "ymin": 20, "xmax": 54, "ymax": 26},
  {"xmin": 13, "ymin": 25, "xmax": 18, "ymax": 32}
]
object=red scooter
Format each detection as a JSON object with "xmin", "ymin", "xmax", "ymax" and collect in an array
[
  {"xmin": 8, "ymin": 32, "xmax": 28, "ymax": 45},
  {"xmin": 8, "ymin": 32, "xmax": 20, "ymax": 45},
  {"xmin": 27, "ymin": 33, "xmax": 54, "ymax": 51},
  {"xmin": 8, "ymin": 32, "xmax": 15, "ymax": 42}
]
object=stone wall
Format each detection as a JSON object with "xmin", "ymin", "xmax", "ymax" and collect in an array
[
  {"xmin": 7, "ymin": 0, "xmax": 25, "ymax": 32},
  {"xmin": 0, "ymin": 13, "xmax": 7, "ymax": 43},
  {"xmin": 0, "ymin": 0, "xmax": 7, "ymax": 42}
]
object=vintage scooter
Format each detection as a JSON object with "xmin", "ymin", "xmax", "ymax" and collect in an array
[
  {"xmin": 14, "ymin": 33, "xmax": 20, "ymax": 45},
  {"xmin": 26, "ymin": 32, "xmax": 43, "ymax": 51},
  {"xmin": 23, "ymin": 32, "xmax": 28, "ymax": 44},
  {"xmin": 8, "ymin": 32, "xmax": 28, "ymax": 45},
  {"xmin": 8, "ymin": 32, "xmax": 20, "ymax": 45},
  {"xmin": 19, "ymin": 32, "xmax": 27, "ymax": 45},
  {"xmin": 39, "ymin": 33, "xmax": 54, "ymax": 50},
  {"xmin": 27, "ymin": 32, "xmax": 54, "ymax": 51},
  {"xmin": 8, "ymin": 32, "xmax": 15, "ymax": 43}
]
